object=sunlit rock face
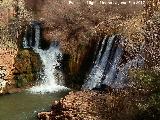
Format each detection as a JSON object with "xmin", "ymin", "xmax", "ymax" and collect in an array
[
  {"xmin": 0, "ymin": 48, "xmax": 18, "ymax": 94},
  {"xmin": 0, "ymin": 66, "xmax": 10, "ymax": 94},
  {"xmin": 0, "ymin": 79, "xmax": 9, "ymax": 94}
]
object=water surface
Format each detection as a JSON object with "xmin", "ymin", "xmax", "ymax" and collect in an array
[{"xmin": 0, "ymin": 90, "xmax": 69, "ymax": 120}]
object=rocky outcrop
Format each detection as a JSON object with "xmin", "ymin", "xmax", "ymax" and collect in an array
[
  {"xmin": 0, "ymin": 48, "xmax": 18, "ymax": 94},
  {"xmin": 38, "ymin": 86, "xmax": 160, "ymax": 120},
  {"xmin": 0, "ymin": 0, "xmax": 36, "ymax": 94},
  {"xmin": 38, "ymin": 90, "xmax": 136, "ymax": 120},
  {"xmin": 13, "ymin": 49, "xmax": 42, "ymax": 88},
  {"xmin": 0, "ymin": 48, "xmax": 41, "ymax": 94}
]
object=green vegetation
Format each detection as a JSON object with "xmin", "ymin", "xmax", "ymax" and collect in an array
[
  {"xmin": 14, "ymin": 49, "xmax": 42, "ymax": 88},
  {"xmin": 128, "ymin": 69, "xmax": 160, "ymax": 119}
]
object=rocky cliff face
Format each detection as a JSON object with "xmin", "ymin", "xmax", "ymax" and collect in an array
[
  {"xmin": 0, "ymin": 0, "xmax": 34, "ymax": 94},
  {"xmin": 0, "ymin": 48, "xmax": 17, "ymax": 94},
  {"xmin": 0, "ymin": 47, "xmax": 42, "ymax": 94}
]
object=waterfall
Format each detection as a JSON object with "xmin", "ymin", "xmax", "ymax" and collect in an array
[
  {"xmin": 82, "ymin": 36, "xmax": 116, "ymax": 89},
  {"xmin": 23, "ymin": 22, "xmax": 67, "ymax": 93},
  {"xmin": 83, "ymin": 35, "xmax": 144, "ymax": 90}
]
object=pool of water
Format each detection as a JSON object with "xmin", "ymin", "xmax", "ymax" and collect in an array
[{"xmin": 0, "ymin": 90, "xmax": 69, "ymax": 120}]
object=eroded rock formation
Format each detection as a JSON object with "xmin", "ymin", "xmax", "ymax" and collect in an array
[{"xmin": 0, "ymin": 48, "xmax": 17, "ymax": 94}]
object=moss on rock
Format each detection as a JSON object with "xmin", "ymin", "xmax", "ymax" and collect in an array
[{"xmin": 13, "ymin": 49, "xmax": 42, "ymax": 88}]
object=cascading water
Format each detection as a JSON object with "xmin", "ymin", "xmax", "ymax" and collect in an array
[
  {"xmin": 23, "ymin": 22, "xmax": 67, "ymax": 93},
  {"xmin": 83, "ymin": 35, "xmax": 144, "ymax": 90}
]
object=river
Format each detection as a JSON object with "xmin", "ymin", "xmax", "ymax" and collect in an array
[{"xmin": 0, "ymin": 90, "xmax": 69, "ymax": 120}]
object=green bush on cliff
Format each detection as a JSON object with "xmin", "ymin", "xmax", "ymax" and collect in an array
[
  {"xmin": 129, "ymin": 69, "xmax": 160, "ymax": 91},
  {"xmin": 129, "ymin": 69, "xmax": 160, "ymax": 119}
]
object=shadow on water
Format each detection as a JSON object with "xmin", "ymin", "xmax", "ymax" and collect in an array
[{"xmin": 0, "ymin": 90, "xmax": 69, "ymax": 120}]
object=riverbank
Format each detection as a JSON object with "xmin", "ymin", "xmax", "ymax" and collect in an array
[
  {"xmin": 38, "ymin": 83, "xmax": 160, "ymax": 120},
  {"xmin": 38, "ymin": 90, "xmax": 137, "ymax": 120}
]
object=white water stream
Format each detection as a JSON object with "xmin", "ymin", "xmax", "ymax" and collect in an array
[
  {"xmin": 83, "ymin": 35, "xmax": 144, "ymax": 90},
  {"xmin": 23, "ymin": 22, "xmax": 67, "ymax": 93}
]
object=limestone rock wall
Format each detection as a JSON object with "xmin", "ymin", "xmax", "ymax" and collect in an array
[
  {"xmin": 0, "ymin": 0, "xmax": 35, "ymax": 94},
  {"xmin": 0, "ymin": 48, "xmax": 17, "ymax": 94}
]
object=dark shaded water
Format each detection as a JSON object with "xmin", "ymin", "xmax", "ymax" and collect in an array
[{"xmin": 0, "ymin": 90, "xmax": 69, "ymax": 120}]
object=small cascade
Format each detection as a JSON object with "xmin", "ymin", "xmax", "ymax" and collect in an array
[
  {"xmin": 23, "ymin": 22, "xmax": 67, "ymax": 93},
  {"xmin": 83, "ymin": 35, "xmax": 143, "ymax": 90}
]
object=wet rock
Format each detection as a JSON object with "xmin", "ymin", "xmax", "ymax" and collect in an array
[{"xmin": 13, "ymin": 49, "xmax": 42, "ymax": 87}]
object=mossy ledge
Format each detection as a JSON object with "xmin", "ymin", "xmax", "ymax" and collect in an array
[{"xmin": 13, "ymin": 49, "xmax": 42, "ymax": 88}]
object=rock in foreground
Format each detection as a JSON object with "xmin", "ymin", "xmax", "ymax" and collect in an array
[{"xmin": 38, "ymin": 89, "xmax": 150, "ymax": 120}]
